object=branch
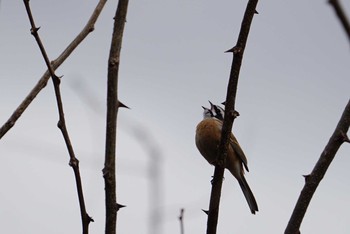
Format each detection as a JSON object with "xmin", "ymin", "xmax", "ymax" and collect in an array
[
  {"xmin": 22, "ymin": 1, "xmax": 93, "ymax": 233},
  {"xmin": 0, "ymin": 0, "xmax": 107, "ymax": 139},
  {"xmin": 102, "ymin": 1, "xmax": 129, "ymax": 234},
  {"xmin": 206, "ymin": 1, "xmax": 259, "ymax": 234},
  {"xmin": 285, "ymin": 99, "xmax": 350, "ymax": 234},
  {"xmin": 329, "ymin": 0, "xmax": 350, "ymax": 42}
]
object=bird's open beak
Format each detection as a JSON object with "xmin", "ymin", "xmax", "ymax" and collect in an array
[{"xmin": 208, "ymin": 100, "xmax": 214, "ymax": 109}]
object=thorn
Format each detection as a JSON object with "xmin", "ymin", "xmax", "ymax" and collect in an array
[
  {"xmin": 345, "ymin": 137, "xmax": 350, "ymax": 143},
  {"xmin": 116, "ymin": 203, "xmax": 126, "ymax": 211},
  {"xmin": 102, "ymin": 167, "xmax": 111, "ymax": 179},
  {"xmin": 53, "ymin": 75, "xmax": 61, "ymax": 85},
  {"xmin": 69, "ymin": 157, "xmax": 79, "ymax": 167},
  {"xmin": 30, "ymin": 26, "xmax": 40, "ymax": 34},
  {"xmin": 221, "ymin": 101, "xmax": 226, "ymax": 106},
  {"xmin": 118, "ymin": 100, "xmax": 130, "ymax": 109},
  {"xmin": 303, "ymin": 174, "xmax": 310, "ymax": 182},
  {"xmin": 88, "ymin": 215, "xmax": 94, "ymax": 223},
  {"xmin": 225, "ymin": 46, "xmax": 241, "ymax": 54},
  {"xmin": 232, "ymin": 110, "xmax": 240, "ymax": 118},
  {"xmin": 202, "ymin": 209, "xmax": 209, "ymax": 215},
  {"xmin": 57, "ymin": 120, "xmax": 63, "ymax": 129},
  {"xmin": 255, "ymin": 10, "xmax": 259, "ymax": 14},
  {"xmin": 340, "ymin": 131, "xmax": 350, "ymax": 143},
  {"xmin": 210, "ymin": 176, "xmax": 214, "ymax": 184},
  {"xmin": 210, "ymin": 173, "xmax": 225, "ymax": 185}
]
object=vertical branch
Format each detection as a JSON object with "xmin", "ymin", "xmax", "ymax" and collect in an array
[
  {"xmin": 0, "ymin": 0, "xmax": 107, "ymax": 139},
  {"xmin": 102, "ymin": 1, "xmax": 129, "ymax": 234},
  {"xmin": 206, "ymin": 1, "xmax": 258, "ymax": 234},
  {"xmin": 22, "ymin": 1, "xmax": 93, "ymax": 234},
  {"xmin": 284, "ymin": 101, "xmax": 350, "ymax": 234}
]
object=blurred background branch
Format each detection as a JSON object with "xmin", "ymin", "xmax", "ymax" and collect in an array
[
  {"xmin": 72, "ymin": 77, "xmax": 164, "ymax": 234},
  {"xmin": 178, "ymin": 208, "xmax": 185, "ymax": 234}
]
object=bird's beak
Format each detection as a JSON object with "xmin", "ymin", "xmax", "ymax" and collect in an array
[{"xmin": 208, "ymin": 100, "xmax": 214, "ymax": 109}]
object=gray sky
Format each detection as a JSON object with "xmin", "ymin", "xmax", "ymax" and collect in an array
[{"xmin": 1, "ymin": 1, "xmax": 350, "ymax": 233}]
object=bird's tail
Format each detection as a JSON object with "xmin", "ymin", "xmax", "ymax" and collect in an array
[{"xmin": 238, "ymin": 176, "xmax": 258, "ymax": 214}]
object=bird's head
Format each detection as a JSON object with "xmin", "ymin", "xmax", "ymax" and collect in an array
[{"xmin": 202, "ymin": 101, "xmax": 225, "ymax": 120}]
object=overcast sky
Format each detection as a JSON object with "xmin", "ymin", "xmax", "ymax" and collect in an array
[{"xmin": 1, "ymin": 1, "xmax": 350, "ymax": 234}]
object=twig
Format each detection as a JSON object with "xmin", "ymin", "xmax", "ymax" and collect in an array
[
  {"xmin": 329, "ymin": 0, "xmax": 350, "ymax": 42},
  {"xmin": 284, "ymin": 99, "xmax": 350, "ymax": 234},
  {"xmin": 206, "ymin": 1, "xmax": 258, "ymax": 234},
  {"xmin": 178, "ymin": 208, "xmax": 185, "ymax": 234},
  {"xmin": 0, "ymin": 0, "xmax": 107, "ymax": 139},
  {"xmin": 22, "ymin": 1, "xmax": 93, "ymax": 233},
  {"xmin": 102, "ymin": 1, "xmax": 129, "ymax": 234}
]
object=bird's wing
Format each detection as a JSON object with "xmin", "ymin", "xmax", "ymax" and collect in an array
[
  {"xmin": 215, "ymin": 119, "xmax": 249, "ymax": 171},
  {"xmin": 230, "ymin": 133, "xmax": 249, "ymax": 172}
]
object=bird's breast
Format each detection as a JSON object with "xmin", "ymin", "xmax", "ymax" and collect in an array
[{"xmin": 195, "ymin": 119, "xmax": 222, "ymax": 164}]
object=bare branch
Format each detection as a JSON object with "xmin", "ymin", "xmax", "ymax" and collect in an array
[
  {"xmin": 206, "ymin": 1, "xmax": 259, "ymax": 233},
  {"xmin": 329, "ymin": 0, "xmax": 350, "ymax": 42},
  {"xmin": 0, "ymin": 0, "xmax": 107, "ymax": 139},
  {"xmin": 102, "ymin": 1, "xmax": 129, "ymax": 234},
  {"xmin": 285, "ymin": 99, "xmax": 350, "ymax": 234},
  {"xmin": 285, "ymin": 2, "xmax": 350, "ymax": 233},
  {"xmin": 22, "ymin": 1, "xmax": 93, "ymax": 233}
]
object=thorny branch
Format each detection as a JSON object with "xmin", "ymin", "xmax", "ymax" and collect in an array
[
  {"xmin": 284, "ymin": 100, "xmax": 350, "ymax": 234},
  {"xmin": 0, "ymin": 0, "xmax": 107, "ymax": 139},
  {"xmin": 285, "ymin": 2, "xmax": 350, "ymax": 233},
  {"xmin": 22, "ymin": 1, "xmax": 93, "ymax": 233},
  {"xmin": 206, "ymin": 1, "xmax": 259, "ymax": 234},
  {"xmin": 102, "ymin": 0, "xmax": 129, "ymax": 234}
]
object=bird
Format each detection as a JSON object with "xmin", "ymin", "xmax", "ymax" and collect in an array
[{"xmin": 195, "ymin": 101, "xmax": 258, "ymax": 214}]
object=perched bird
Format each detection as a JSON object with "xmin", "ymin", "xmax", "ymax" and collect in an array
[{"xmin": 195, "ymin": 102, "xmax": 258, "ymax": 214}]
